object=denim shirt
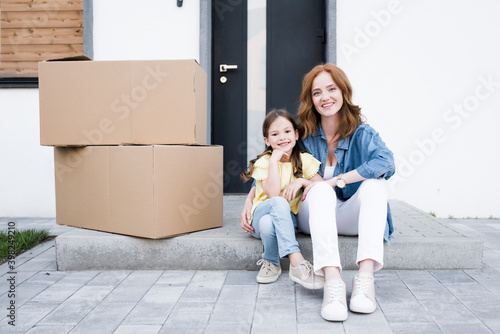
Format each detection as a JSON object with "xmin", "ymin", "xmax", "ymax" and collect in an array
[{"xmin": 300, "ymin": 123, "xmax": 396, "ymax": 242}]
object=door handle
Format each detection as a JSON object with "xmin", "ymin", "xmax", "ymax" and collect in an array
[{"xmin": 220, "ymin": 64, "xmax": 238, "ymax": 72}]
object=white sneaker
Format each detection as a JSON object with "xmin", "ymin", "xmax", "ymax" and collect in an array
[
  {"xmin": 256, "ymin": 259, "xmax": 281, "ymax": 284},
  {"xmin": 321, "ymin": 278, "xmax": 348, "ymax": 321},
  {"xmin": 349, "ymin": 273, "xmax": 376, "ymax": 313}
]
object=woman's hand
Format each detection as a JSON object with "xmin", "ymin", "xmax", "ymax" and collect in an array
[
  {"xmin": 301, "ymin": 181, "xmax": 320, "ymax": 200},
  {"xmin": 283, "ymin": 178, "xmax": 305, "ymax": 202},
  {"xmin": 301, "ymin": 174, "xmax": 325, "ymax": 200}
]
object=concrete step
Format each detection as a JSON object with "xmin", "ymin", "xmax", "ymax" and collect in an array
[{"xmin": 55, "ymin": 197, "xmax": 483, "ymax": 271}]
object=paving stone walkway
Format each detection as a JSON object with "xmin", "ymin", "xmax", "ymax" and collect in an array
[{"xmin": 0, "ymin": 215, "xmax": 499, "ymax": 333}]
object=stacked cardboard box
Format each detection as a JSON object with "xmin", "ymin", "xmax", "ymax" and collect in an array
[{"xmin": 39, "ymin": 57, "xmax": 223, "ymax": 238}]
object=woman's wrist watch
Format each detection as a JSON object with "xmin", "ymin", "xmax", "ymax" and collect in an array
[{"xmin": 336, "ymin": 174, "xmax": 346, "ymax": 189}]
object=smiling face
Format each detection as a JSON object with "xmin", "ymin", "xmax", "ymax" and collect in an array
[
  {"xmin": 264, "ymin": 116, "xmax": 299, "ymax": 157},
  {"xmin": 311, "ymin": 71, "xmax": 344, "ymax": 120}
]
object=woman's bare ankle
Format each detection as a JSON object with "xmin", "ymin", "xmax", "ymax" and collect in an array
[{"xmin": 323, "ymin": 266, "xmax": 341, "ymax": 280}]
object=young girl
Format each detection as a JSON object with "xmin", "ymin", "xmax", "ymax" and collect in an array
[{"xmin": 240, "ymin": 109, "xmax": 324, "ymax": 288}]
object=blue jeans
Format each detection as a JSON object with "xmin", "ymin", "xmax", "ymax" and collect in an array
[{"xmin": 251, "ymin": 197, "xmax": 300, "ymax": 266}]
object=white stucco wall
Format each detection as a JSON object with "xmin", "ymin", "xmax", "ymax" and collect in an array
[
  {"xmin": 2, "ymin": 0, "xmax": 499, "ymax": 218},
  {"xmin": 337, "ymin": 0, "xmax": 500, "ymax": 217},
  {"xmin": 0, "ymin": 0, "xmax": 200, "ymax": 217},
  {"xmin": 93, "ymin": 0, "xmax": 200, "ymax": 61},
  {"xmin": 0, "ymin": 90, "xmax": 55, "ymax": 216}
]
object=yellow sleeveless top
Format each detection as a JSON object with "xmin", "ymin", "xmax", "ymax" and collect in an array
[{"xmin": 250, "ymin": 152, "xmax": 320, "ymax": 221}]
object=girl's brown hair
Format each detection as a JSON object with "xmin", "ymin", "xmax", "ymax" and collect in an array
[
  {"xmin": 240, "ymin": 109, "xmax": 303, "ymax": 182},
  {"xmin": 297, "ymin": 63, "xmax": 364, "ymax": 140}
]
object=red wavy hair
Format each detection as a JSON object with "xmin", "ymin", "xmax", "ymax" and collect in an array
[{"xmin": 297, "ymin": 63, "xmax": 364, "ymax": 140}]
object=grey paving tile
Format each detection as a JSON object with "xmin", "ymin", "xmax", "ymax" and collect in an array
[
  {"xmin": 343, "ymin": 308, "xmax": 392, "ymax": 334},
  {"xmin": 178, "ymin": 271, "xmax": 227, "ymax": 303},
  {"xmin": 0, "ymin": 270, "xmax": 38, "ymax": 292},
  {"xmin": 155, "ymin": 270, "xmax": 195, "ymax": 285},
  {"xmin": 30, "ymin": 285, "xmax": 82, "ymax": 304},
  {"xmin": 189, "ymin": 270, "xmax": 228, "ymax": 288},
  {"xmin": 252, "ymin": 302, "xmax": 297, "ymax": 333},
  {"xmin": 484, "ymin": 242, "xmax": 500, "ymax": 251},
  {"xmin": 419, "ymin": 299, "xmax": 484, "ymax": 326},
  {"xmin": 25, "ymin": 325, "xmax": 74, "ymax": 333},
  {"xmin": 252, "ymin": 323, "xmax": 297, "ymax": 334},
  {"xmin": 449, "ymin": 223, "xmax": 479, "ymax": 233},
  {"xmin": 86, "ymin": 270, "xmax": 131, "ymax": 286},
  {"xmin": 216, "ymin": 284, "xmax": 258, "ymax": 306},
  {"xmin": 43, "ymin": 261, "xmax": 57, "ymax": 271},
  {"xmin": 396, "ymin": 270, "xmax": 436, "ymax": 280},
  {"xmin": 438, "ymin": 321, "xmax": 493, "ymax": 334},
  {"xmin": 17, "ymin": 240, "xmax": 55, "ymax": 259},
  {"xmin": 376, "ymin": 286, "xmax": 433, "ymax": 323},
  {"xmin": 113, "ymin": 325, "xmax": 162, "ymax": 334},
  {"xmin": 463, "ymin": 299, "xmax": 500, "ymax": 325},
  {"xmin": 37, "ymin": 285, "xmax": 114, "ymax": 326},
  {"xmin": 374, "ymin": 270, "xmax": 400, "ymax": 280},
  {"xmin": 390, "ymin": 322, "xmax": 442, "ymax": 334},
  {"xmin": 403, "ymin": 278, "xmax": 456, "ymax": 301},
  {"xmin": 430, "ymin": 270, "xmax": 476, "ymax": 283},
  {"xmin": 15, "ymin": 284, "xmax": 51, "ymax": 308},
  {"xmin": 102, "ymin": 271, "xmax": 162, "ymax": 303},
  {"xmin": 178, "ymin": 286, "xmax": 222, "ymax": 303},
  {"xmin": 121, "ymin": 285, "xmax": 185, "ymax": 325},
  {"xmin": 47, "ymin": 271, "xmax": 100, "ymax": 287},
  {"xmin": 295, "ymin": 286, "xmax": 323, "ymax": 323},
  {"xmin": 482, "ymin": 248, "xmax": 500, "ymax": 268},
  {"xmin": 483, "ymin": 317, "xmax": 500, "ymax": 334},
  {"xmin": 225, "ymin": 270, "xmax": 259, "ymax": 285},
  {"xmin": 257, "ymin": 279, "xmax": 295, "ymax": 303},
  {"xmin": 205, "ymin": 322, "xmax": 251, "ymax": 334},
  {"xmin": 445, "ymin": 281, "xmax": 494, "ymax": 301},
  {"xmin": 19, "ymin": 271, "xmax": 66, "ymax": 286},
  {"xmin": 159, "ymin": 302, "xmax": 214, "ymax": 334},
  {"xmin": 463, "ymin": 266, "xmax": 500, "ymax": 297},
  {"xmin": 209, "ymin": 303, "xmax": 255, "ymax": 324},
  {"xmin": 0, "ymin": 302, "xmax": 60, "ymax": 333},
  {"xmin": 297, "ymin": 322, "xmax": 344, "ymax": 333},
  {"xmin": 373, "ymin": 275, "xmax": 407, "ymax": 290},
  {"xmin": 208, "ymin": 285, "xmax": 258, "ymax": 325},
  {"xmin": 16, "ymin": 248, "xmax": 57, "ymax": 272},
  {"xmin": 69, "ymin": 302, "xmax": 135, "ymax": 334}
]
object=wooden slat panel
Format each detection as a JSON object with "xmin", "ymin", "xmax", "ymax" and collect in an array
[
  {"xmin": 1, "ymin": 0, "xmax": 84, "ymax": 78},
  {"xmin": 0, "ymin": 61, "xmax": 38, "ymax": 71},
  {"xmin": 1, "ymin": 44, "xmax": 84, "ymax": 61},
  {"xmin": 1, "ymin": 27, "xmax": 83, "ymax": 45},
  {"xmin": 1, "ymin": 0, "xmax": 83, "ymax": 12},
  {"xmin": 1, "ymin": 10, "xmax": 83, "ymax": 28},
  {"xmin": 0, "ymin": 62, "xmax": 38, "ymax": 77}
]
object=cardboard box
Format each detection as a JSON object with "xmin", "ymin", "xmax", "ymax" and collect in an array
[
  {"xmin": 39, "ymin": 57, "xmax": 207, "ymax": 146},
  {"xmin": 54, "ymin": 145, "xmax": 223, "ymax": 238}
]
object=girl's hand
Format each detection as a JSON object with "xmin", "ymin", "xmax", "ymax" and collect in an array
[
  {"xmin": 240, "ymin": 199, "xmax": 254, "ymax": 233},
  {"xmin": 269, "ymin": 149, "xmax": 289, "ymax": 163},
  {"xmin": 283, "ymin": 179, "xmax": 304, "ymax": 202}
]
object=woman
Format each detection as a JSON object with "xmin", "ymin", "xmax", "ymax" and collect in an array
[{"xmin": 240, "ymin": 63, "xmax": 395, "ymax": 322}]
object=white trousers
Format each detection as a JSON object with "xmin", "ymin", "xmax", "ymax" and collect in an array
[{"xmin": 297, "ymin": 179, "xmax": 388, "ymax": 275}]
